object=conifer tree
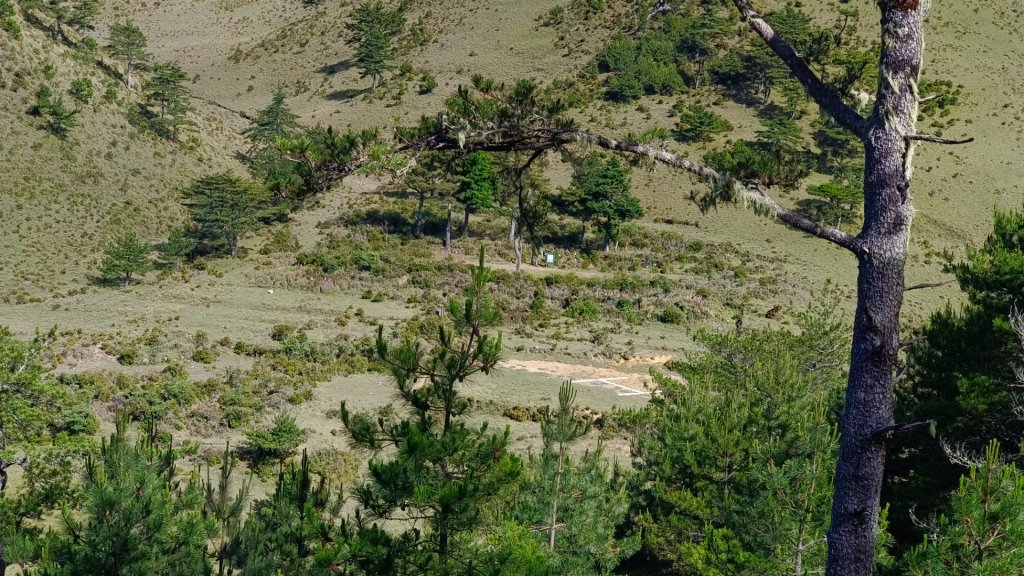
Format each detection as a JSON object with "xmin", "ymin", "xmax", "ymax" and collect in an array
[
  {"xmin": 674, "ymin": 103, "xmax": 733, "ymax": 143},
  {"xmin": 233, "ymin": 450, "xmax": 345, "ymax": 576},
  {"xmin": 144, "ymin": 62, "xmax": 194, "ymax": 140},
  {"xmin": 244, "ymin": 89, "xmax": 303, "ymax": 200},
  {"xmin": 629, "ymin": 291, "xmax": 852, "ymax": 574},
  {"xmin": 504, "ymin": 383, "xmax": 638, "ymax": 574},
  {"xmin": 903, "ymin": 441, "xmax": 1024, "ymax": 575},
  {"xmin": 344, "ymin": 1, "xmax": 405, "ymax": 92},
  {"xmin": 31, "ymin": 0, "xmax": 99, "ymax": 42},
  {"xmin": 275, "ymin": 125, "xmax": 378, "ymax": 197},
  {"xmin": 99, "ymin": 231, "xmax": 152, "ymax": 287},
  {"xmin": 804, "ymin": 180, "xmax": 863, "ymax": 229},
  {"xmin": 399, "ymin": 152, "xmax": 459, "ymax": 239},
  {"xmin": 340, "ymin": 248, "xmax": 520, "ymax": 572},
  {"xmin": 562, "ymin": 154, "xmax": 642, "ymax": 251},
  {"xmin": 38, "ymin": 416, "xmax": 212, "ymax": 575},
  {"xmin": 107, "ymin": 21, "xmax": 150, "ymax": 90},
  {"xmin": 0, "ymin": 328, "xmax": 96, "ymax": 575},
  {"xmin": 890, "ymin": 204, "xmax": 1024, "ymax": 547},
  {"xmin": 244, "ymin": 88, "xmax": 300, "ymax": 152},
  {"xmin": 158, "ymin": 227, "xmax": 197, "ymax": 269},
  {"xmin": 493, "ymin": 153, "xmax": 552, "ymax": 270},
  {"xmin": 458, "ymin": 151, "xmax": 496, "ymax": 237},
  {"xmin": 240, "ymin": 412, "xmax": 306, "ymax": 471},
  {"xmin": 204, "ymin": 443, "xmax": 252, "ymax": 576},
  {"xmin": 539, "ymin": 382, "xmax": 590, "ymax": 551},
  {"xmin": 182, "ymin": 173, "xmax": 271, "ymax": 257}
]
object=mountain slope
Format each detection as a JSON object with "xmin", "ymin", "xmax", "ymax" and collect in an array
[{"xmin": 0, "ymin": 4, "xmax": 246, "ymax": 303}]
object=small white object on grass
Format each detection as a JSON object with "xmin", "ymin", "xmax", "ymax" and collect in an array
[{"xmin": 267, "ymin": 289, "xmax": 274, "ymax": 295}]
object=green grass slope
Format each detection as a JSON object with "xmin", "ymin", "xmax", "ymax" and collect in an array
[
  {"xmin": 0, "ymin": 5, "xmax": 246, "ymax": 303},
  {"xmin": 4, "ymin": 0, "xmax": 1023, "ymax": 325}
]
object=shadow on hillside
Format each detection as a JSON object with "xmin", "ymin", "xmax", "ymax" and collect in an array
[
  {"xmin": 326, "ymin": 87, "xmax": 371, "ymax": 102},
  {"xmin": 342, "ymin": 207, "xmax": 448, "ymax": 237},
  {"xmin": 317, "ymin": 59, "xmax": 355, "ymax": 75},
  {"xmin": 716, "ymin": 84, "xmax": 765, "ymax": 110},
  {"xmin": 86, "ymin": 273, "xmax": 134, "ymax": 289}
]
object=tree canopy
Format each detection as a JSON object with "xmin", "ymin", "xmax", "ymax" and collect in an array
[
  {"xmin": 107, "ymin": 20, "xmax": 150, "ymax": 90},
  {"xmin": 562, "ymin": 154, "xmax": 643, "ymax": 251},
  {"xmin": 182, "ymin": 173, "xmax": 271, "ymax": 257},
  {"xmin": 344, "ymin": 1, "xmax": 406, "ymax": 91},
  {"xmin": 98, "ymin": 231, "xmax": 152, "ymax": 286}
]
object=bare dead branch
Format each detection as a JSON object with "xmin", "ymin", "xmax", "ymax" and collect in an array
[
  {"xmin": 1012, "ymin": 306, "xmax": 1024, "ymax": 390},
  {"xmin": 918, "ymin": 93, "xmax": 947, "ymax": 104},
  {"xmin": 904, "ymin": 279, "xmax": 955, "ymax": 292},
  {"xmin": 732, "ymin": 0, "xmax": 868, "ymax": 139},
  {"xmin": 940, "ymin": 438, "xmax": 989, "ymax": 468},
  {"xmin": 907, "ymin": 134, "xmax": 975, "ymax": 145},
  {"xmin": 894, "ymin": 366, "xmax": 908, "ymax": 384},
  {"xmin": 873, "ymin": 419, "xmax": 935, "ymax": 440},
  {"xmin": 1009, "ymin": 305, "xmax": 1024, "ymax": 348}
]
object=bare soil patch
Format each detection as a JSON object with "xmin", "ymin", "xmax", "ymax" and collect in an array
[{"xmin": 499, "ymin": 358, "xmax": 656, "ymax": 393}]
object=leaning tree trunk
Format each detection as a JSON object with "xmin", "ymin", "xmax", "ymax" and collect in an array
[{"xmin": 825, "ymin": 4, "xmax": 922, "ymax": 574}]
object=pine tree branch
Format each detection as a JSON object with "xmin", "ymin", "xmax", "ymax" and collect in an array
[
  {"xmin": 873, "ymin": 419, "xmax": 935, "ymax": 440},
  {"xmin": 904, "ymin": 279, "xmax": 955, "ymax": 291},
  {"xmin": 732, "ymin": 0, "xmax": 868, "ymax": 139},
  {"xmin": 571, "ymin": 131, "xmax": 865, "ymax": 253},
  {"xmin": 906, "ymin": 134, "xmax": 975, "ymax": 145},
  {"xmin": 918, "ymin": 93, "xmax": 946, "ymax": 104},
  {"xmin": 404, "ymin": 127, "xmax": 863, "ymax": 253}
]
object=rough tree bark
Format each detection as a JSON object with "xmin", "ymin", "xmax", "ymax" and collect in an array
[{"xmin": 822, "ymin": 3, "xmax": 920, "ymax": 572}]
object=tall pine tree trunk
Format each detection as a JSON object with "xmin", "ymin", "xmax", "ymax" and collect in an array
[{"xmin": 825, "ymin": 3, "xmax": 922, "ymax": 574}]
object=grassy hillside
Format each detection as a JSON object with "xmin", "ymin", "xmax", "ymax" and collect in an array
[
  {"xmin": 82, "ymin": 0, "xmax": 1023, "ymax": 320},
  {"xmin": 0, "ymin": 0, "xmax": 1019, "ymax": 350},
  {"xmin": 0, "ymin": 4, "xmax": 246, "ymax": 303}
]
